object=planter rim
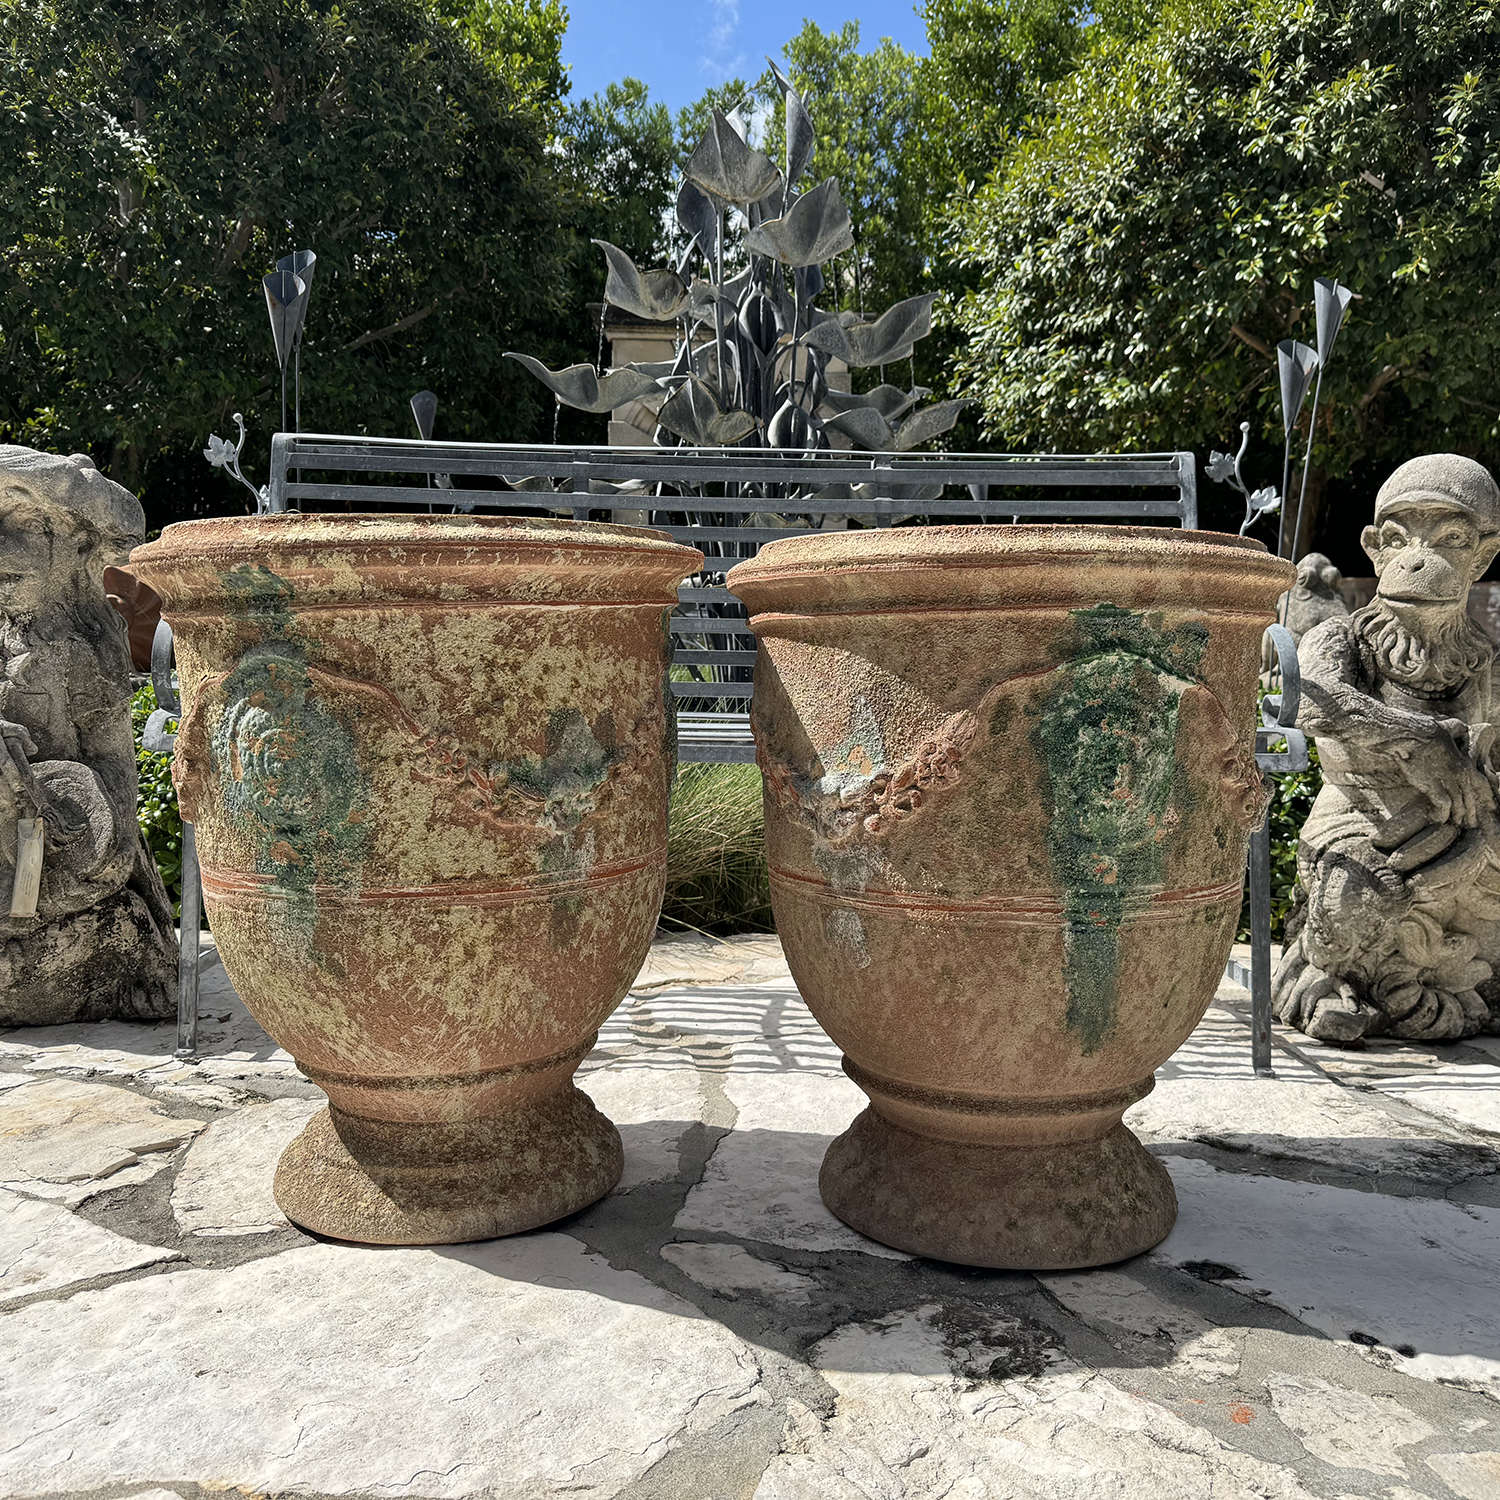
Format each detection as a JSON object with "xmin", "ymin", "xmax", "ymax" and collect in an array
[
  {"xmin": 726, "ymin": 524, "xmax": 1292, "ymax": 613},
  {"xmin": 130, "ymin": 512, "xmax": 703, "ymax": 610},
  {"xmin": 136, "ymin": 510, "xmax": 698, "ymax": 561}
]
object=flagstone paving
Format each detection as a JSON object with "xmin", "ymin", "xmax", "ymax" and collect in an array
[{"xmin": 1, "ymin": 934, "xmax": 1499, "ymax": 1498}]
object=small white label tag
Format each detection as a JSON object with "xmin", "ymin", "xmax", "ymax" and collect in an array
[{"xmin": 9, "ymin": 817, "xmax": 42, "ymax": 919}]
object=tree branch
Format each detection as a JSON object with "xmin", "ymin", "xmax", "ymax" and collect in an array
[
  {"xmin": 215, "ymin": 213, "xmax": 258, "ymax": 277},
  {"xmin": 1230, "ymin": 323, "xmax": 1272, "ymax": 358},
  {"xmin": 1359, "ymin": 364, "xmax": 1401, "ymax": 409},
  {"xmin": 343, "ymin": 302, "xmax": 438, "ymax": 352}
]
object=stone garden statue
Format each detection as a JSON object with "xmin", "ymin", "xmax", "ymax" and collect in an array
[
  {"xmin": 0, "ymin": 446, "xmax": 177, "ymax": 1024},
  {"xmin": 1282, "ymin": 552, "xmax": 1350, "ymax": 643},
  {"xmin": 1274, "ymin": 453, "xmax": 1500, "ymax": 1042}
]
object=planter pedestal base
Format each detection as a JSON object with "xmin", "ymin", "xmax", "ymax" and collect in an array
[
  {"xmin": 819, "ymin": 1108, "xmax": 1177, "ymax": 1270},
  {"xmin": 273, "ymin": 1089, "xmax": 623, "ymax": 1246}
]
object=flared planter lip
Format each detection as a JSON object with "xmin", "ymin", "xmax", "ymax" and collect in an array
[
  {"xmin": 130, "ymin": 512, "xmax": 703, "ymax": 611},
  {"xmin": 727, "ymin": 524, "xmax": 1292, "ymax": 616}
]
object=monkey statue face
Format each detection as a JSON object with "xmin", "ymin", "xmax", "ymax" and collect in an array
[{"xmin": 1363, "ymin": 504, "xmax": 1496, "ymax": 611}]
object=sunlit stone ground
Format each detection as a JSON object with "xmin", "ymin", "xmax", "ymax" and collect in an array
[{"xmin": 2, "ymin": 934, "xmax": 1499, "ymax": 1498}]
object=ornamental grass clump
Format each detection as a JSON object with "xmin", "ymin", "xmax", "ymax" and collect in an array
[{"xmin": 662, "ymin": 764, "xmax": 773, "ymax": 935}]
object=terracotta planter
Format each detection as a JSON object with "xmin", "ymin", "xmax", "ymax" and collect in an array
[
  {"xmin": 727, "ymin": 527, "xmax": 1292, "ymax": 1269},
  {"xmin": 131, "ymin": 515, "xmax": 701, "ymax": 1245}
]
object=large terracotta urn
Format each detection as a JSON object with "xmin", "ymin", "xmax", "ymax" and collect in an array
[
  {"xmin": 131, "ymin": 515, "xmax": 701, "ymax": 1245},
  {"xmin": 727, "ymin": 527, "xmax": 1293, "ymax": 1268}
]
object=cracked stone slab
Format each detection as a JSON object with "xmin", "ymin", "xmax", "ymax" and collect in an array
[
  {"xmin": 0, "ymin": 1076, "xmax": 203, "ymax": 1184},
  {"xmin": 1127, "ymin": 1076, "xmax": 1499, "ymax": 1184},
  {"xmin": 1157, "ymin": 998, "xmax": 1326, "ymax": 1083},
  {"xmin": 595, "ymin": 981, "xmax": 843, "ymax": 1076},
  {"xmin": 0, "ymin": 957, "xmax": 304, "ymax": 1104},
  {"xmin": 1375, "ymin": 1065, "xmax": 1500, "ymax": 1139},
  {"xmin": 754, "ymin": 1304, "xmax": 1320, "ymax": 1499},
  {"xmin": 1, "ymin": 1191, "xmax": 179, "ymax": 1305},
  {"xmin": 577, "ymin": 1062, "xmax": 705, "ymax": 1190},
  {"xmin": 1154, "ymin": 1155, "xmax": 1500, "ymax": 1399},
  {"xmin": 661, "ymin": 1242, "xmax": 817, "ymax": 1303},
  {"xmin": 170, "ymin": 1097, "xmax": 323, "ymax": 1235},
  {"xmin": 1038, "ymin": 1270, "xmax": 1240, "ymax": 1379},
  {"xmin": 675, "ymin": 1071, "xmax": 909, "ymax": 1260},
  {"xmin": 1263, "ymin": 1372, "xmax": 1434, "ymax": 1479},
  {"xmin": 0, "ymin": 1234, "xmax": 764, "ymax": 1496},
  {"xmin": 1425, "ymin": 1450, "xmax": 1500, "ymax": 1498},
  {"xmin": 631, "ymin": 933, "xmax": 792, "ymax": 991},
  {"xmin": 5, "ymin": 1154, "xmax": 173, "ymax": 1210}
]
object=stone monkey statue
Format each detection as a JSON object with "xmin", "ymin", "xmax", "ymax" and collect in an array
[
  {"xmin": 1282, "ymin": 552, "xmax": 1350, "ymax": 644},
  {"xmin": 0, "ymin": 446, "xmax": 177, "ymax": 1023},
  {"xmin": 1274, "ymin": 453, "xmax": 1500, "ymax": 1042}
]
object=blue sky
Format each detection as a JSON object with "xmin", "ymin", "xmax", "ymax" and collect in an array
[{"xmin": 560, "ymin": 1, "xmax": 928, "ymax": 113}]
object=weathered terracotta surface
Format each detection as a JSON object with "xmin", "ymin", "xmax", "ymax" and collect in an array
[
  {"xmin": 131, "ymin": 514, "xmax": 701, "ymax": 1245},
  {"xmin": 727, "ymin": 527, "xmax": 1293, "ymax": 1269}
]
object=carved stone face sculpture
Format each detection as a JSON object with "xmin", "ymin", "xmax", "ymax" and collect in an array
[
  {"xmin": 0, "ymin": 450, "xmax": 141, "ymax": 616},
  {"xmin": 0, "ymin": 445, "xmax": 177, "ymax": 1024},
  {"xmin": 1364, "ymin": 454, "xmax": 1500, "ymax": 611}
]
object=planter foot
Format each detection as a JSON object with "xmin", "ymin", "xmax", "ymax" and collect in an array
[
  {"xmin": 273, "ymin": 1087, "xmax": 623, "ymax": 1246},
  {"xmin": 819, "ymin": 1109, "xmax": 1176, "ymax": 1270}
]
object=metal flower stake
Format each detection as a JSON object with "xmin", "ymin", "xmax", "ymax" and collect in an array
[
  {"xmin": 1208, "ymin": 275, "xmax": 1351, "ymax": 561},
  {"xmin": 1290, "ymin": 277, "xmax": 1354, "ymax": 558},
  {"xmin": 208, "ymin": 248, "xmax": 317, "ymax": 501},
  {"xmin": 276, "ymin": 250, "xmax": 317, "ymax": 432}
]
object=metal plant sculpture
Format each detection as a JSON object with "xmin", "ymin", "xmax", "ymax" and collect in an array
[
  {"xmin": 203, "ymin": 413, "xmax": 267, "ymax": 509},
  {"xmin": 505, "ymin": 66, "xmax": 965, "ymax": 466},
  {"xmin": 1209, "ymin": 276, "xmax": 1352, "ymax": 558}
]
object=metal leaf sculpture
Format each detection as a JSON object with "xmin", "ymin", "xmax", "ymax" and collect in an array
[
  {"xmin": 824, "ymin": 399, "xmax": 968, "ymax": 452},
  {"xmin": 1276, "ymin": 338, "xmax": 1320, "ymax": 558},
  {"xmin": 507, "ymin": 69, "xmax": 961, "ymax": 481},
  {"xmin": 1288, "ymin": 276, "xmax": 1356, "ymax": 556},
  {"xmin": 1313, "ymin": 277, "xmax": 1354, "ymax": 363},
  {"xmin": 821, "ymin": 384, "xmax": 929, "ymax": 422},
  {"xmin": 594, "ymin": 240, "xmax": 692, "ymax": 321},
  {"xmin": 766, "ymin": 57, "xmax": 816, "ymax": 190},
  {"xmin": 677, "ymin": 180, "xmax": 718, "ymax": 252},
  {"xmin": 746, "ymin": 179, "xmax": 854, "ymax": 267},
  {"xmin": 263, "ymin": 270, "xmax": 306, "ymax": 370},
  {"xmin": 802, "ymin": 293, "xmax": 937, "ymax": 368},
  {"xmin": 275, "ymin": 250, "xmax": 317, "ymax": 345},
  {"xmin": 656, "ymin": 375, "xmax": 759, "ymax": 446},
  {"xmin": 890, "ymin": 400, "xmax": 969, "ymax": 451},
  {"xmin": 685, "ymin": 109, "xmax": 784, "ymax": 206},
  {"xmin": 502, "ymin": 353, "xmax": 662, "ymax": 414}
]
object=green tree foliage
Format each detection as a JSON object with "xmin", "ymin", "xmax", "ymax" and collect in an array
[
  {"xmin": 918, "ymin": 0, "xmax": 1098, "ymax": 200},
  {"xmin": 131, "ymin": 684, "xmax": 182, "ymax": 912},
  {"xmin": 0, "ymin": 0, "xmax": 583, "ymax": 528},
  {"xmin": 949, "ymin": 0, "xmax": 1500, "ymax": 546},
  {"xmin": 763, "ymin": 22, "xmax": 925, "ymax": 322},
  {"xmin": 567, "ymin": 79, "xmax": 678, "ymax": 266}
]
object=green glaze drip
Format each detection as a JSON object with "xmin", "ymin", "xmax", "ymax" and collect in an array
[
  {"xmin": 508, "ymin": 708, "xmax": 618, "ymax": 836},
  {"xmin": 1034, "ymin": 604, "xmax": 1207, "ymax": 1053}
]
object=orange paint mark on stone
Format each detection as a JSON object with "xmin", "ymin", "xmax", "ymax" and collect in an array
[{"xmin": 1228, "ymin": 1404, "xmax": 1255, "ymax": 1424}]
